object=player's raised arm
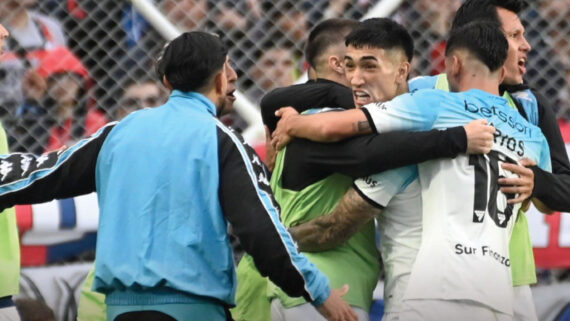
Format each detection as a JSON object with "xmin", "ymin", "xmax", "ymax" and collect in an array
[
  {"xmin": 216, "ymin": 125, "xmax": 358, "ymax": 321},
  {"xmin": 289, "ymin": 187, "xmax": 380, "ymax": 252},
  {"xmin": 0, "ymin": 123, "xmax": 116, "ymax": 211},
  {"xmin": 272, "ymin": 107, "xmax": 369, "ymax": 149},
  {"xmin": 361, "ymin": 91, "xmax": 438, "ymax": 134}
]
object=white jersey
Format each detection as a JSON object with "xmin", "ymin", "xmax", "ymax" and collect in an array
[
  {"xmin": 362, "ymin": 89, "xmax": 551, "ymax": 315},
  {"xmin": 354, "ymin": 165, "xmax": 421, "ymax": 313}
]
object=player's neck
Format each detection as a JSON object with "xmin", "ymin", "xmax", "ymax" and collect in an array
[
  {"xmin": 318, "ymin": 70, "xmax": 350, "ymax": 88},
  {"xmin": 396, "ymin": 82, "xmax": 410, "ymax": 96},
  {"xmin": 457, "ymin": 74, "xmax": 500, "ymax": 96}
]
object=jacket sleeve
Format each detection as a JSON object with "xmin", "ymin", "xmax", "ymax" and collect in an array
[
  {"xmin": 530, "ymin": 97, "xmax": 570, "ymax": 211},
  {"xmin": 216, "ymin": 124, "xmax": 331, "ymax": 306},
  {"xmin": 0, "ymin": 122, "xmax": 116, "ymax": 211},
  {"xmin": 302, "ymin": 126, "xmax": 466, "ymax": 178}
]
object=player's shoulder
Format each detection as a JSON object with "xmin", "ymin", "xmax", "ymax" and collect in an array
[
  {"xmin": 408, "ymin": 75, "xmax": 438, "ymax": 92},
  {"xmin": 408, "ymin": 88, "xmax": 448, "ymax": 103}
]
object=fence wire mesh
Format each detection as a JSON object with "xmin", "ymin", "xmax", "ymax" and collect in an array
[{"xmin": 0, "ymin": 0, "xmax": 568, "ymax": 154}]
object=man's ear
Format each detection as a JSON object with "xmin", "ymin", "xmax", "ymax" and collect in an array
[
  {"xmin": 499, "ymin": 66, "xmax": 507, "ymax": 84},
  {"xmin": 328, "ymin": 55, "xmax": 344, "ymax": 75},
  {"xmin": 397, "ymin": 61, "xmax": 411, "ymax": 83},
  {"xmin": 162, "ymin": 75, "xmax": 173, "ymax": 90},
  {"xmin": 214, "ymin": 70, "xmax": 225, "ymax": 95},
  {"xmin": 448, "ymin": 55, "xmax": 461, "ymax": 78}
]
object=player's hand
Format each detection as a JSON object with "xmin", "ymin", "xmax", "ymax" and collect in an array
[
  {"xmin": 464, "ymin": 119, "xmax": 495, "ymax": 154},
  {"xmin": 264, "ymin": 125, "xmax": 277, "ymax": 171},
  {"xmin": 316, "ymin": 285, "xmax": 358, "ymax": 321},
  {"xmin": 499, "ymin": 158, "xmax": 536, "ymax": 204},
  {"xmin": 275, "ymin": 106, "xmax": 299, "ymax": 120},
  {"xmin": 272, "ymin": 107, "xmax": 299, "ymax": 150}
]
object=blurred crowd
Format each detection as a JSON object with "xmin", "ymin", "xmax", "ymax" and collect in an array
[{"xmin": 0, "ymin": 0, "xmax": 568, "ymax": 154}]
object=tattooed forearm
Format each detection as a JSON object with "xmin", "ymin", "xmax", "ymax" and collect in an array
[
  {"xmin": 289, "ymin": 188, "xmax": 381, "ymax": 252},
  {"xmin": 354, "ymin": 120, "xmax": 371, "ymax": 133}
]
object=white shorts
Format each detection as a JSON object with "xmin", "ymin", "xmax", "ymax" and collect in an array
[
  {"xmin": 271, "ymin": 299, "xmax": 370, "ymax": 321},
  {"xmin": 0, "ymin": 307, "xmax": 21, "ymax": 321},
  {"xmin": 513, "ymin": 285, "xmax": 538, "ymax": 321},
  {"xmin": 399, "ymin": 299, "xmax": 512, "ymax": 321}
]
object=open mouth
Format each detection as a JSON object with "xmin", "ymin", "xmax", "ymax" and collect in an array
[
  {"xmin": 353, "ymin": 91, "xmax": 372, "ymax": 107},
  {"xmin": 226, "ymin": 89, "xmax": 236, "ymax": 101},
  {"xmin": 518, "ymin": 57, "xmax": 527, "ymax": 74}
]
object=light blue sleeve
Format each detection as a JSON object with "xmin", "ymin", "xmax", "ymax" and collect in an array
[
  {"xmin": 510, "ymin": 89, "xmax": 539, "ymax": 126},
  {"xmin": 408, "ymin": 75, "xmax": 437, "ymax": 92},
  {"xmin": 538, "ymin": 136, "xmax": 552, "ymax": 173},
  {"xmin": 354, "ymin": 166, "xmax": 418, "ymax": 208},
  {"xmin": 362, "ymin": 91, "xmax": 439, "ymax": 133}
]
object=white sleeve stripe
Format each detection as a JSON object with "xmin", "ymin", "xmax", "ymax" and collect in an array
[
  {"xmin": 214, "ymin": 120, "xmax": 316, "ymax": 302},
  {"xmin": 0, "ymin": 122, "xmax": 117, "ymax": 196}
]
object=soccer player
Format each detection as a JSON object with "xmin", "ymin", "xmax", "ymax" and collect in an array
[
  {"xmin": 408, "ymin": 1, "xmax": 569, "ymax": 319},
  {"xmin": 259, "ymin": 18, "xmax": 358, "ymax": 171},
  {"xmin": 274, "ymin": 22, "xmax": 551, "ymax": 320},
  {"xmin": 0, "ymin": 31, "xmax": 358, "ymax": 321},
  {"xmin": 234, "ymin": 18, "xmax": 493, "ymax": 321},
  {"xmin": 276, "ymin": 18, "xmax": 494, "ymax": 321}
]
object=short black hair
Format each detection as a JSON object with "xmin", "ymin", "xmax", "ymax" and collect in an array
[
  {"xmin": 446, "ymin": 22, "xmax": 508, "ymax": 72},
  {"xmin": 304, "ymin": 18, "xmax": 359, "ymax": 70},
  {"xmin": 155, "ymin": 31, "xmax": 228, "ymax": 92},
  {"xmin": 345, "ymin": 18, "xmax": 414, "ymax": 62},
  {"xmin": 451, "ymin": 0, "xmax": 528, "ymax": 31}
]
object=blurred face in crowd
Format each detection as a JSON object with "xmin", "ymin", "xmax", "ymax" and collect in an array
[
  {"xmin": 497, "ymin": 7, "xmax": 531, "ymax": 85},
  {"xmin": 253, "ymin": 48, "xmax": 296, "ymax": 90},
  {"xmin": 0, "ymin": 24, "xmax": 8, "ymax": 56},
  {"xmin": 162, "ymin": 0, "xmax": 208, "ymax": 31},
  {"xmin": 0, "ymin": 0, "xmax": 34, "ymax": 15},
  {"xmin": 116, "ymin": 81, "xmax": 166, "ymax": 120},
  {"xmin": 47, "ymin": 73, "xmax": 82, "ymax": 120},
  {"xmin": 344, "ymin": 45, "xmax": 410, "ymax": 107},
  {"xmin": 277, "ymin": 10, "xmax": 308, "ymax": 43},
  {"xmin": 416, "ymin": 0, "xmax": 461, "ymax": 36}
]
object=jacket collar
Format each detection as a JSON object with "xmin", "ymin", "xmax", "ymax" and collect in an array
[{"xmin": 169, "ymin": 90, "xmax": 218, "ymax": 117}]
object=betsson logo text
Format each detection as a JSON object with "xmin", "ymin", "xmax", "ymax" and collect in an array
[{"xmin": 464, "ymin": 101, "xmax": 532, "ymax": 137}]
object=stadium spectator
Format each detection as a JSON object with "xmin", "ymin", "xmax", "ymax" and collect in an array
[
  {"xmin": 394, "ymin": 0, "xmax": 461, "ymax": 76},
  {"xmin": 14, "ymin": 299, "xmax": 56, "ymax": 321},
  {"xmin": 0, "ymin": 0, "xmax": 67, "ymax": 117},
  {"xmin": 0, "ymin": 0, "xmax": 66, "ymax": 50},
  {"xmin": 251, "ymin": 2, "xmax": 310, "ymax": 59},
  {"xmin": 114, "ymin": 77, "xmax": 167, "ymax": 121},
  {"xmin": 7, "ymin": 47, "xmax": 107, "ymax": 153},
  {"xmin": 0, "ymin": 22, "xmax": 21, "ymax": 321},
  {"xmin": 248, "ymin": 45, "xmax": 298, "ymax": 102},
  {"xmin": 48, "ymin": 0, "xmax": 129, "ymax": 115},
  {"xmin": 161, "ymin": 0, "xmax": 209, "ymax": 31}
]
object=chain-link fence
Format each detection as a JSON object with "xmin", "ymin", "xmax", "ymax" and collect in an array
[{"xmin": 0, "ymin": 0, "xmax": 567, "ymax": 155}]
